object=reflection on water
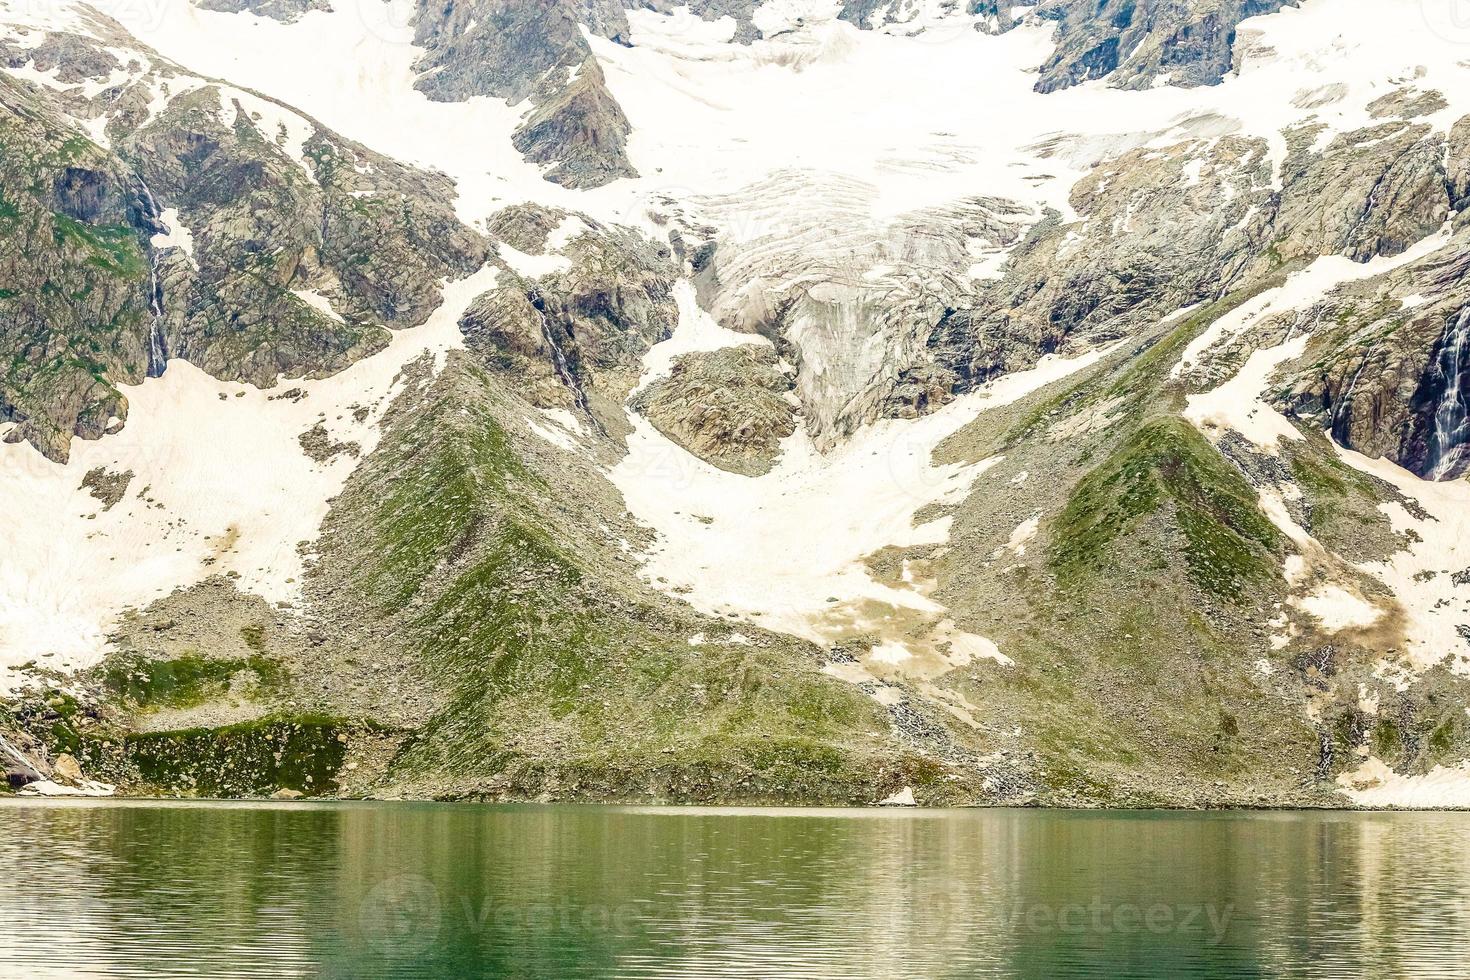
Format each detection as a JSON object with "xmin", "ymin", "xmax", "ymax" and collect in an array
[{"xmin": 1, "ymin": 802, "xmax": 1468, "ymax": 978}]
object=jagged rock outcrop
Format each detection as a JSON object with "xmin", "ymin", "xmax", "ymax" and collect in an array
[
  {"xmin": 0, "ymin": 75, "xmax": 152, "ymax": 461},
  {"xmin": 11, "ymin": 32, "xmax": 120, "ymax": 81},
  {"xmin": 192, "ymin": 0, "xmax": 330, "ymax": 21},
  {"xmin": 464, "ymin": 214, "xmax": 677, "ymax": 419},
  {"xmin": 1279, "ymin": 238, "xmax": 1470, "ymax": 479},
  {"xmin": 926, "ymin": 137, "xmax": 1273, "ymax": 401},
  {"xmin": 1274, "ymin": 120, "xmax": 1450, "ymax": 264},
  {"xmin": 927, "ymin": 113, "xmax": 1470, "ymax": 426},
  {"xmin": 1034, "ymin": 0, "xmax": 1296, "ymax": 93},
  {"xmin": 510, "ymin": 58, "xmax": 635, "ymax": 189},
  {"xmin": 410, "ymin": 0, "xmax": 637, "ymax": 188},
  {"xmin": 632, "ymin": 344, "xmax": 798, "ymax": 476},
  {"xmin": 0, "ymin": 24, "xmax": 488, "ymax": 457},
  {"xmin": 486, "ymin": 204, "xmax": 568, "ymax": 254},
  {"xmin": 114, "ymin": 84, "xmax": 486, "ymax": 386}
]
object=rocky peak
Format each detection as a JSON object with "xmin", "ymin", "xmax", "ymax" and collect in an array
[{"xmin": 1034, "ymin": 0, "xmax": 1297, "ymax": 93}]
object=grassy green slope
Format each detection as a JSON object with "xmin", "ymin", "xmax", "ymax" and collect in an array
[{"xmin": 305, "ymin": 352, "xmax": 968, "ymax": 803}]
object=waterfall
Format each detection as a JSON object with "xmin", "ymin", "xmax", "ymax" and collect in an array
[
  {"xmin": 0, "ymin": 733, "xmax": 41, "ymax": 782},
  {"xmin": 137, "ymin": 181, "xmax": 168, "ymax": 378},
  {"xmin": 528, "ymin": 289, "xmax": 589, "ymax": 415},
  {"xmin": 1333, "ymin": 356, "xmax": 1369, "ymax": 434},
  {"xmin": 1428, "ymin": 306, "xmax": 1470, "ymax": 480},
  {"xmin": 146, "ymin": 249, "xmax": 167, "ymax": 377}
]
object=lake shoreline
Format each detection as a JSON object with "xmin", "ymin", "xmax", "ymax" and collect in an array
[{"xmin": 5, "ymin": 793, "xmax": 1464, "ymax": 813}]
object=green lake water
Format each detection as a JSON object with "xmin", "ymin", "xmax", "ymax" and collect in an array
[{"xmin": 1, "ymin": 801, "xmax": 1467, "ymax": 978}]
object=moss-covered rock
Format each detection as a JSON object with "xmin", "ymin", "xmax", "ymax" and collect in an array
[
  {"xmin": 117, "ymin": 715, "xmax": 374, "ymax": 797},
  {"xmin": 97, "ymin": 651, "xmax": 285, "ymax": 712}
]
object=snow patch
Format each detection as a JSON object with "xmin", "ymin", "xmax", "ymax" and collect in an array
[
  {"xmin": 1186, "ymin": 335, "xmax": 1309, "ymax": 453},
  {"xmin": 526, "ymin": 408, "xmax": 587, "ymax": 453},
  {"xmin": 877, "ymin": 786, "xmax": 916, "ymax": 806},
  {"xmin": 497, "ymin": 242, "xmax": 572, "ymax": 278},
  {"xmin": 291, "ymin": 289, "xmax": 342, "ymax": 322},
  {"xmin": 1339, "ymin": 756, "xmax": 1470, "ymax": 809},
  {"xmin": 998, "ymin": 513, "xmax": 1039, "ymax": 558},
  {"xmin": 613, "ymin": 289, "xmax": 1110, "ymax": 682},
  {"xmin": 151, "ymin": 207, "xmax": 195, "ymax": 262},
  {"xmin": 1293, "ymin": 584, "xmax": 1384, "ymax": 633},
  {"xmin": 1330, "ymin": 441, "xmax": 1470, "ymax": 675},
  {"xmin": 18, "ymin": 778, "xmax": 115, "ymax": 798}
]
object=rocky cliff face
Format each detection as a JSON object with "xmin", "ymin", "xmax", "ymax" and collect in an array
[
  {"xmin": 410, "ymin": 0, "xmax": 638, "ymax": 188},
  {"xmin": 115, "ymin": 84, "xmax": 486, "ymax": 386},
  {"xmin": 921, "ymin": 109, "xmax": 1469, "ymax": 432},
  {"xmin": 1279, "ymin": 234, "xmax": 1470, "ymax": 480},
  {"xmin": 462, "ymin": 210, "xmax": 678, "ymax": 425},
  {"xmin": 632, "ymin": 344, "xmax": 798, "ymax": 476},
  {"xmin": 1034, "ymin": 0, "xmax": 1297, "ymax": 93},
  {"xmin": 0, "ymin": 74, "xmax": 152, "ymax": 461},
  {"xmin": 193, "ymin": 0, "xmax": 329, "ymax": 21},
  {"xmin": 0, "ymin": 18, "xmax": 487, "ymax": 459}
]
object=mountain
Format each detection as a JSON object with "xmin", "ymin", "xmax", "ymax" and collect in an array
[{"xmin": 3, "ymin": 0, "xmax": 1470, "ymax": 808}]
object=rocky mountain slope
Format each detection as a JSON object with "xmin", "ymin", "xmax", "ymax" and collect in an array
[{"xmin": 4, "ymin": 0, "xmax": 1470, "ymax": 809}]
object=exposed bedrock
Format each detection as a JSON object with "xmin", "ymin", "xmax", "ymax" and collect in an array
[{"xmin": 631, "ymin": 344, "xmax": 798, "ymax": 476}]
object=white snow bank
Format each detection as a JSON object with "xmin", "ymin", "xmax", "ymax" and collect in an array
[
  {"xmin": 151, "ymin": 207, "xmax": 195, "ymax": 261},
  {"xmin": 497, "ymin": 242, "xmax": 572, "ymax": 278},
  {"xmin": 1330, "ymin": 442, "xmax": 1470, "ymax": 676},
  {"xmin": 18, "ymin": 779, "xmax": 115, "ymax": 798},
  {"xmin": 1187, "ymin": 335, "xmax": 1309, "ymax": 453},
  {"xmin": 998, "ymin": 513, "xmax": 1040, "ymax": 558},
  {"xmin": 1293, "ymin": 584, "xmax": 1384, "ymax": 632},
  {"xmin": 612, "ymin": 288, "xmax": 1112, "ymax": 681},
  {"xmin": 291, "ymin": 289, "xmax": 342, "ymax": 322},
  {"xmin": 1339, "ymin": 757, "xmax": 1470, "ymax": 809},
  {"xmin": 877, "ymin": 786, "xmax": 916, "ymax": 806},
  {"xmin": 526, "ymin": 408, "xmax": 588, "ymax": 453}
]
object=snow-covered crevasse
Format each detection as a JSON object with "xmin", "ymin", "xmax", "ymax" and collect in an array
[
  {"xmin": 611, "ymin": 283, "xmax": 1112, "ymax": 683},
  {"xmin": 0, "ymin": 266, "xmax": 499, "ymax": 692}
]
